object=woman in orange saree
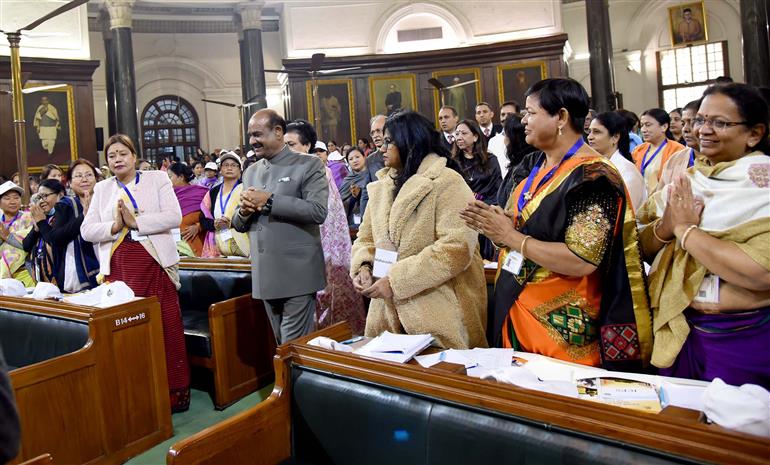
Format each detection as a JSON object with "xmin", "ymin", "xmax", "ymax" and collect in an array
[{"xmin": 462, "ymin": 78, "xmax": 652, "ymax": 372}]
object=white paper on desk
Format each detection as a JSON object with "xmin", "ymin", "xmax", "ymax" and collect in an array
[
  {"xmin": 479, "ymin": 367, "xmax": 579, "ymax": 398},
  {"xmin": 660, "ymin": 383, "xmax": 707, "ymax": 411},
  {"xmin": 307, "ymin": 336, "xmax": 353, "ymax": 353},
  {"xmin": 354, "ymin": 331, "xmax": 433, "ymax": 363},
  {"xmin": 415, "ymin": 349, "xmax": 477, "ymax": 369},
  {"xmin": 525, "ymin": 358, "xmax": 574, "ymax": 383},
  {"xmin": 470, "ymin": 348, "xmax": 515, "ymax": 369}
]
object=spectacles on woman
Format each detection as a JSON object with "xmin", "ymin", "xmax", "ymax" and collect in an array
[
  {"xmin": 71, "ymin": 173, "xmax": 95, "ymax": 180},
  {"xmin": 692, "ymin": 117, "xmax": 748, "ymax": 131},
  {"xmin": 381, "ymin": 138, "xmax": 393, "ymax": 150}
]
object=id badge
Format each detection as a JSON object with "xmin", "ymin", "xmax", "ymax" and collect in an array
[
  {"xmin": 372, "ymin": 248, "xmax": 398, "ymax": 278},
  {"xmin": 693, "ymin": 274, "xmax": 720, "ymax": 303},
  {"xmin": 218, "ymin": 229, "xmax": 233, "ymax": 241},
  {"xmin": 130, "ymin": 230, "xmax": 148, "ymax": 242},
  {"xmin": 171, "ymin": 228, "xmax": 181, "ymax": 242},
  {"xmin": 502, "ymin": 250, "xmax": 524, "ymax": 275}
]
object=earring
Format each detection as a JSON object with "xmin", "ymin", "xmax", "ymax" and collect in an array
[{"xmin": 558, "ymin": 126, "xmax": 563, "ymax": 136}]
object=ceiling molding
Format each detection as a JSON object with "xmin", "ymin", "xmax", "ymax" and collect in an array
[{"xmin": 87, "ymin": 16, "xmax": 278, "ymax": 33}]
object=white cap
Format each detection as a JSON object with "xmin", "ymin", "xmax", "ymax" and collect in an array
[
  {"xmin": 313, "ymin": 141, "xmax": 328, "ymax": 152},
  {"xmin": 0, "ymin": 278, "xmax": 26, "ymax": 297},
  {"xmin": 0, "ymin": 181, "xmax": 23, "ymax": 198},
  {"xmin": 204, "ymin": 162, "xmax": 218, "ymax": 171},
  {"xmin": 98, "ymin": 281, "xmax": 135, "ymax": 307},
  {"xmin": 328, "ymin": 150, "xmax": 344, "ymax": 161},
  {"xmin": 30, "ymin": 282, "xmax": 63, "ymax": 301},
  {"xmin": 217, "ymin": 151, "xmax": 243, "ymax": 169}
]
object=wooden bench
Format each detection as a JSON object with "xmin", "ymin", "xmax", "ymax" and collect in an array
[
  {"xmin": 179, "ymin": 258, "xmax": 276, "ymax": 409},
  {"xmin": 167, "ymin": 322, "xmax": 770, "ymax": 465},
  {"xmin": 1, "ymin": 296, "xmax": 172, "ymax": 465}
]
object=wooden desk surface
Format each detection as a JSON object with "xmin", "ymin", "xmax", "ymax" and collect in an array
[{"xmin": 286, "ymin": 323, "xmax": 770, "ymax": 465}]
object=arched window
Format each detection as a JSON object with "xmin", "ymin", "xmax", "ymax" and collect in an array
[{"xmin": 141, "ymin": 96, "xmax": 199, "ymax": 164}]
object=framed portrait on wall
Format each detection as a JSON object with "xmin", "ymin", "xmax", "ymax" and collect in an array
[
  {"xmin": 431, "ymin": 68, "xmax": 481, "ymax": 122},
  {"xmin": 497, "ymin": 61, "xmax": 547, "ymax": 109},
  {"xmin": 368, "ymin": 74, "xmax": 417, "ymax": 117},
  {"xmin": 668, "ymin": 1, "xmax": 708, "ymax": 47},
  {"xmin": 23, "ymin": 84, "xmax": 78, "ymax": 173},
  {"xmin": 307, "ymin": 79, "xmax": 356, "ymax": 145}
]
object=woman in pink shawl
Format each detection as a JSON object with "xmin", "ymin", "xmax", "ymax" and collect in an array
[
  {"xmin": 285, "ymin": 120, "xmax": 366, "ymax": 334},
  {"xmin": 169, "ymin": 163, "xmax": 208, "ymax": 256}
]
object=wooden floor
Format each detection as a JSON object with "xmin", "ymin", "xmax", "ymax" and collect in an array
[{"xmin": 126, "ymin": 385, "xmax": 274, "ymax": 465}]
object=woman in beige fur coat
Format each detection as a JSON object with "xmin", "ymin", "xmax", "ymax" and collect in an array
[{"xmin": 351, "ymin": 111, "xmax": 487, "ymax": 349}]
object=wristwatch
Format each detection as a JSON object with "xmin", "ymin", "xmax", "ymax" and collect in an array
[{"xmin": 261, "ymin": 194, "xmax": 274, "ymax": 215}]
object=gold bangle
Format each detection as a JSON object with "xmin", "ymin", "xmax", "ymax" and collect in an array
[
  {"xmin": 520, "ymin": 235, "xmax": 531, "ymax": 259},
  {"xmin": 652, "ymin": 219, "xmax": 673, "ymax": 244},
  {"xmin": 680, "ymin": 224, "xmax": 698, "ymax": 251}
]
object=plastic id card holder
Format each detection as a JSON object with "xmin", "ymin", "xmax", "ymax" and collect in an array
[
  {"xmin": 373, "ymin": 248, "xmax": 398, "ymax": 279},
  {"xmin": 502, "ymin": 250, "xmax": 524, "ymax": 275}
]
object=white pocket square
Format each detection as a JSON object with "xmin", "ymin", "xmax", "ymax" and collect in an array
[{"xmin": 278, "ymin": 177, "xmax": 291, "ymax": 182}]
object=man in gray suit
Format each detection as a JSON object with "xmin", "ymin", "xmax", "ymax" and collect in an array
[{"xmin": 233, "ymin": 109, "xmax": 329, "ymax": 344}]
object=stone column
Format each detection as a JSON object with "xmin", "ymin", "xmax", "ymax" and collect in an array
[
  {"xmin": 741, "ymin": 0, "xmax": 770, "ymax": 88},
  {"xmin": 585, "ymin": 0, "xmax": 616, "ymax": 112},
  {"xmin": 105, "ymin": 0, "xmax": 141, "ymax": 154},
  {"xmin": 239, "ymin": 1, "xmax": 268, "ymax": 131},
  {"xmin": 100, "ymin": 11, "xmax": 117, "ymax": 137}
]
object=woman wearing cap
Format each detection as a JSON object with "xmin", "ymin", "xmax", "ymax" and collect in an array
[
  {"xmin": 286, "ymin": 120, "xmax": 366, "ymax": 334},
  {"xmin": 199, "ymin": 152, "xmax": 249, "ymax": 257},
  {"xmin": 0, "ymin": 182, "xmax": 35, "ymax": 286},
  {"xmin": 23, "ymin": 179, "xmax": 65, "ymax": 285},
  {"xmin": 326, "ymin": 140, "xmax": 349, "ymax": 189},
  {"xmin": 199, "ymin": 161, "xmax": 219, "ymax": 189},
  {"xmin": 169, "ymin": 162, "xmax": 208, "ymax": 257},
  {"xmin": 81, "ymin": 134, "xmax": 190, "ymax": 412}
]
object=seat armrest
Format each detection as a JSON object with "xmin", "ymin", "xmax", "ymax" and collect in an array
[{"xmin": 167, "ymin": 390, "xmax": 290, "ymax": 465}]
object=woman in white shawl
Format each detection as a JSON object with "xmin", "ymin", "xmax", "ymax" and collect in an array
[{"xmin": 637, "ymin": 83, "xmax": 770, "ymax": 389}]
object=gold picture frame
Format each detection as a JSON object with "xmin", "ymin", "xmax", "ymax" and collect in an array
[
  {"xmin": 497, "ymin": 61, "xmax": 547, "ymax": 108},
  {"xmin": 668, "ymin": 1, "xmax": 708, "ymax": 47},
  {"xmin": 23, "ymin": 83, "xmax": 78, "ymax": 174},
  {"xmin": 431, "ymin": 67, "xmax": 482, "ymax": 122},
  {"xmin": 306, "ymin": 78, "xmax": 357, "ymax": 145},
  {"xmin": 368, "ymin": 74, "xmax": 417, "ymax": 118}
]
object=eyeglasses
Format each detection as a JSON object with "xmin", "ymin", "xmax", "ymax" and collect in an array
[
  {"xmin": 220, "ymin": 162, "xmax": 240, "ymax": 169},
  {"xmin": 38, "ymin": 192, "xmax": 57, "ymax": 199},
  {"xmin": 692, "ymin": 117, "xmax": 748, "ymax": 131},
  {"xmin": 71, "ymin": 173, "xmax": 95, "ymax": 180},
  {"xmin": 381, "ymin": 138, "xmax": 393, "ymax": 150}
]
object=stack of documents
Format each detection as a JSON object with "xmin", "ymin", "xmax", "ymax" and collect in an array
[{"xmin": 355, "ymin": 332, "xmax": 433, "ymax": 363}]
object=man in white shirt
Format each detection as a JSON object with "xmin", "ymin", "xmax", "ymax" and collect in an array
[
  {"xmin": 486, "ymin": 101, "xmax": 521, "ymax": 177},
  {"xmin": 437, "ymin": 105, "xmax": 459, "ymax": 152}
]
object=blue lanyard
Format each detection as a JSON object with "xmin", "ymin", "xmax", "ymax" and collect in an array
[
  {"xmin": 688, "ymin": 148, "xmax": 695, "ymax": 167},
  {"xmin": 37, "ymin": 215, "xmax": 54, "ymax": 255},
  {"xmin": 2, "ymin": 213, "xmax": 19, "ymax": 229},
  {"xmin": 218, "ymin": 181, "xmax": 240, "ymax": 215},
  {"xmin": 640, "ymin": 140, "xmax": 667, "ymax": 176},
  {"xmin": 116, "ymin": 172, "xmax": 141, "ymax": 212},
  {"xmin": 517, "ymin": 138, "xmax": 584, "ymax": 219}
]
